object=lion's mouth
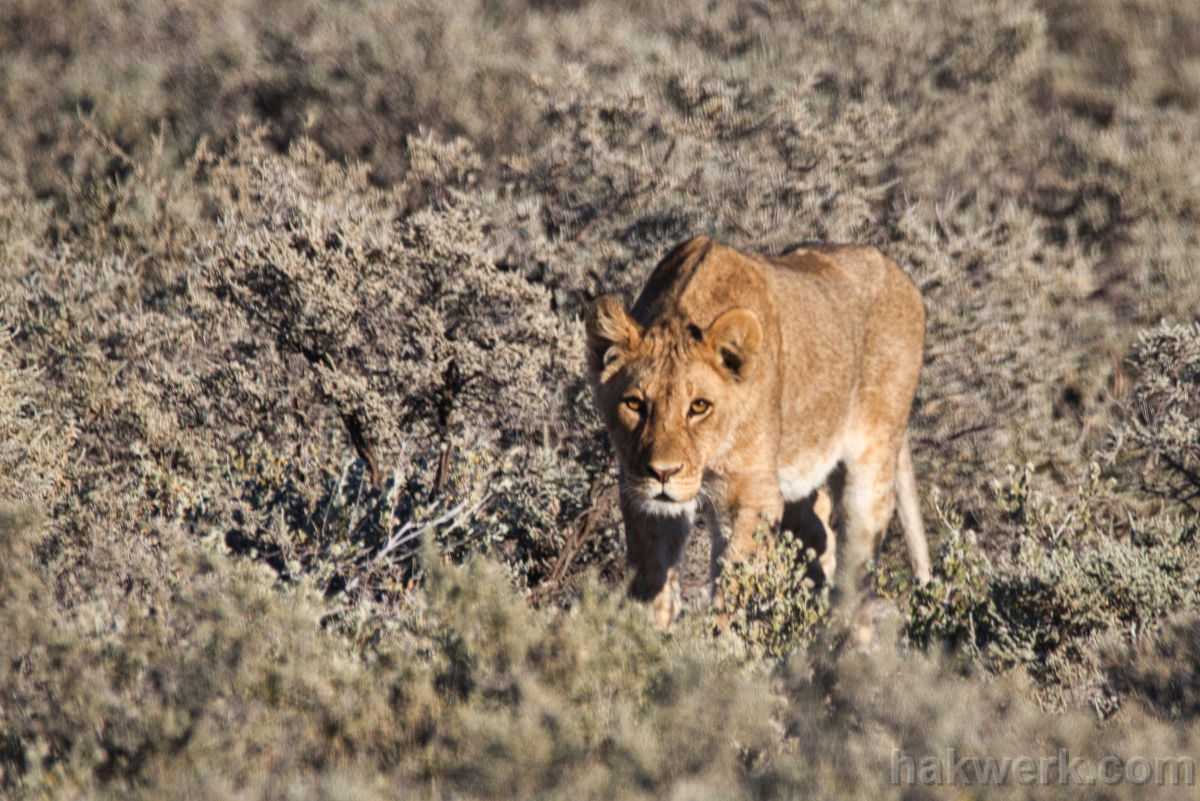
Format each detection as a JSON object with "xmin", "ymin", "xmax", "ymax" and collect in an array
[
  {"xmin": 628, "ymin": 474, "xmax": 700, "ymax": 506},
  {"xmin": 640, "ymin": 482, "xmax": 697, "ymax": 504}
]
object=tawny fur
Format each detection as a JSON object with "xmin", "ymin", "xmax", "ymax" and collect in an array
[{"xmin": 586, "ymin": 236, "xmax": 931, "ymax": 635}]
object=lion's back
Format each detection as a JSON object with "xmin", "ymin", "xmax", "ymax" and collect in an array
[{"xmin": 765, "ymin": 242, "xmax": 924, "ymax": 334}]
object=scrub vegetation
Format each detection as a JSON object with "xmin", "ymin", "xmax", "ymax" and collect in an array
[{"xmin": 2, "ymin": 0, "xmax": 1200, "ymax": 797}]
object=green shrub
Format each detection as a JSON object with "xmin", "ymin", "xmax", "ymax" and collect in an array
[
  {"xmin": 904, "ymin": 465, "xmax": 1200, "ymax": 701},
  {"xmin": 716, "ymin": 524, "xmax": 830, "ymax": 661}
]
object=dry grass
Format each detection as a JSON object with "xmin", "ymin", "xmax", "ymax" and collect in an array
[{"xmin": 2, "ymin": 0, "xmax": 1200, "ymax": 797}]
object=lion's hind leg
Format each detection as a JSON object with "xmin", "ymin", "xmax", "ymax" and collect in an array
[
  {"xmin": 835, "ymin": 436, "xmax": 902, "ymax": 646},
  {"xmin": 895, "ymin": 435, "xmax": 931, "ymax": 584}
]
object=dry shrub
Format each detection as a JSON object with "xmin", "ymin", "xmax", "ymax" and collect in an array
[
  {"xmin": 0, "ymin": 506, "xmax": 776, "ymax": 798},
  {"xmin": 1121, "ymin": 323, "xmax": 1200, "ymax": 508},
  {"xmin": 6, "ymin": 507, "xmax": 1200, "ymax": 799},
  {"xmin": 200, "ymin": 134, "xmax": 570, "ymax": 466},
  {"xmin": 1, "ymin": 126, "xmax": 611, "ymax": 602}
]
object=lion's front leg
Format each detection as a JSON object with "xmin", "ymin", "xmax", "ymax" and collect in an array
[
  {"xmin": 706, "ymin": 475, "xmax": 784, "ymax": 629},
  {"xmin": 723, "ymin": 475, "xmax": 785, "ymax": 567},
  {"xmin": 621, "ymin": 491, "xmax": 693, "ymax": 628}
]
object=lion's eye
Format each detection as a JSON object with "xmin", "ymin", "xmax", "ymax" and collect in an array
[
  {"xmin": 623, "ymin": 397, "xmax": 644, "ymax": 413},
  {"xmin": 689, "ymin": 399, "xmax": 711, "ymax": 416}
]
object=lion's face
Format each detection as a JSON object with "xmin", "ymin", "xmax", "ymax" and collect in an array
[{"xmin": 586, "ymin": 297, "xmax": 763, "ymax": 515}]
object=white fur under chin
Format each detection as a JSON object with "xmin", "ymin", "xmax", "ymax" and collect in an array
[{"xmin": 632, "ymin": 495, "xmax": 698, "ymax": 518}]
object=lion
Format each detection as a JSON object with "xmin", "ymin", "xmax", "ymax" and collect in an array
[{"xmin": 585, "ymin": 236, "xmax": 931, "ymax": 642}]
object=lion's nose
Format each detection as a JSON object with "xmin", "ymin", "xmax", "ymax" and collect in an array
[{"xmin": 648, "ymin": 463, "xmax": 682, "ymax": 483}]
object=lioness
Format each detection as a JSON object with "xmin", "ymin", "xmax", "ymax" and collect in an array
[{"xmin": 586, "ymin": 236, "xmax": 931, "ymax": 638}]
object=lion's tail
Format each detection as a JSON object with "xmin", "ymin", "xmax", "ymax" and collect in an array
[{"xmin": 894, "ymin": 434, "xmax": 931, "ymax": 584}]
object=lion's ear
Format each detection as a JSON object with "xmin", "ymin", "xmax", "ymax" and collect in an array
[
  {"xmin": 705, "ymin": 308, "xmax": 762, "ymax": 380},
  {"xmin": 586, "ymin": 296, "xmax": 642, "ymax": 375}
]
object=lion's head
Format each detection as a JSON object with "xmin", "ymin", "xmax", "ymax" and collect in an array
[{"xmin": 586, "ymin": 296, "xmax": 764, "ymax": 515}]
